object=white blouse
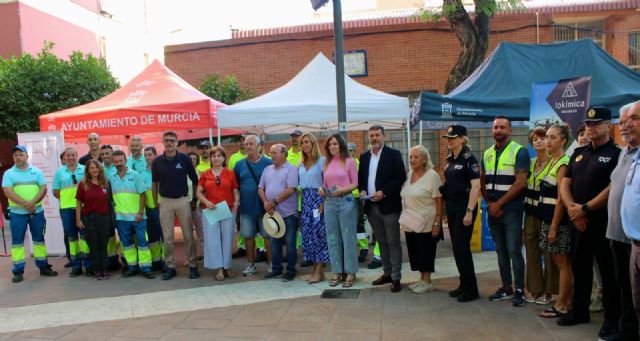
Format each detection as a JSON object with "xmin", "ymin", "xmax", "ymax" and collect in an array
[{"xmin": 400, "ymin": 169, "xmax": 442, "ymax": 233}]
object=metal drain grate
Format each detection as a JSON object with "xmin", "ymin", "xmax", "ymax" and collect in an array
[{"xmin": 321, "ymin": 289, "xmax": 361, "ymax": 299}]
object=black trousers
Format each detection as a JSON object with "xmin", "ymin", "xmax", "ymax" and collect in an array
[
  {"xmin": 570, "ymin": 214, "xmax": 620, "ymax": 322},
  {"xmin": 610, "ymin": 240, "xmax": 638, "ymax": 338},
  {"xmin": 405, "ymin": 231, "xmax": 438, "ymax": 273},
  {"xmin": 82, "ymin": 213, "xmax": 111, "ymax": 272},
  {"xmin": 446, "ymin": 198, "xmax": 478, "ymax": 293}
]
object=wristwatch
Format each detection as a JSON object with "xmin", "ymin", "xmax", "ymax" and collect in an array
[
  {"xmin": 466, "ymin": 207, "xmax": 473, "ymax": 213},
  {"xmin": 272, "ymin": 199, "xmax": 278, "ymax": 206},
  {"xmin": 581, "ymin": 203, "xmax": 589, "ymax": 213}
]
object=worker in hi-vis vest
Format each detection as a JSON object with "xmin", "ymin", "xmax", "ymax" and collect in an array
[
  {"xmin": 109, "ymin": 150, "xmax": 154, "ymax": 279},
  {"xmin": 3, "ymin": 145, "xmax": 58, "ymax": 283},
  {"xmin": 141, "ymin": 146, "xmax": 165, "ymax": 271},
  {"xmin": 53, "ymin": 147, "xmax": 90, "ymax": 277}
]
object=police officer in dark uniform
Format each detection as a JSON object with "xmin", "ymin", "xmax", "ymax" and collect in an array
[
  {"xmin": 441, "ymin": 125, "xmax": 482, "ymax": 302},
  {"xmin": 558, "ymin": 107, "xmax": 622, "ymax": 338}
]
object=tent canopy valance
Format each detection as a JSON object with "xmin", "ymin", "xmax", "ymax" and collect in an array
[
  {"xmin": 217, "ymin": 53, "xmax": 409, "ymax": 134},
  {"xmin": 40, "ymin": 59, "xmax": 233, "ymax": 144},
  {"xmin": 417, "ymin": 40, "xmax": 640, "ymax": 122}
]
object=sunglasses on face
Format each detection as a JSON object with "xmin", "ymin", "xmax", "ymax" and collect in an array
[
  {"xmin": 71, "ymin": 174, "xmax": 77, "ymax": 184},
  {"xmin": 215, "ymin": 175, "xmax": 221, "ymax": 185},
  {"xmin": 164, "ymin": 138, "xmax": 177, "ymax": 143}
]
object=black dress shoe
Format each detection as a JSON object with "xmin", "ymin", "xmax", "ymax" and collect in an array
[
  {"xmin": 122, "ymin": 269, "xmax": 140, "ymax": 278},
  {"xmin": 557, "ymin": 311, "xmax": 590, "ymax": 326},
  {"xmin": 69, "ymin": 268, "xmax": 83, "ymax": 277},
  {"xmin": 85, "ymin": 269, "xmax": 95, "ymax": 277},
  {"xmin": 372, "ymin": 275, "xmax": 392, "ymax": 286},
  {"xmin": 12, "ymin": 272, "xmax": 23, "ymax": 283},
  {"xmin": 358, "ymin": 249, "xmax": 369, "ymax": 263},
  {"xmin": 64, "ymin": 261, "xmax": 72, "ymax": 268},
  {"xmin": 142, "ymin": 272, "xmax": 156, "ymax": 279},
  {"xmin": 39, "ymin": 266, "xmax": 58, "ymax": 277},
  {"xmin": 189, "ymin": 267, "xmax": 200, "ymax": 279},
  {"xmin": 232, "ymin": 248, "xmax": 246, "ymax": 259},
  {"xmin": 390, "ymin": 280, "xmax": 402, "ymax": 293},
  {"xmin": 599, "ymin": 320, "xmax": 619, "ymax": 338},
  {"xmin": 457, "ymin": 291, "xmax": 479, "ymax": 302},
  {"xmin": 367, "ymin": 259, "xmax": 383, "ymax": 269},
  {"xmin": 449, "ymin": 286, "xmax": 464, "ymax": 298},
  {"xmin": 162, "ymin": 269, "xmax": 177, "ymax": 280}
]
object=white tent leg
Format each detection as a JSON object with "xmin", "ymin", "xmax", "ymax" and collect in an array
[
  {"xmin": 406, "ymin": 118, "xmax": 411, "ymax": 163},
  {"xmin": 209, "ymin": 128, "xmax": 213, "ymax": 146},
  {"xmin": 217, "ymin": 126, "xmax": 221, "ymax": 146},
  {"xmin": 419, "ymin": 121, "xmax": 423, "ymax": 146}
]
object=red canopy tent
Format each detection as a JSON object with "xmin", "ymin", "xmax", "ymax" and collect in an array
[{"xmin": 40, "ymin": 59, "xmax": 236, "ymax": 144}]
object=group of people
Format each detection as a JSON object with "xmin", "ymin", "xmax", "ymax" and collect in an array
[{"xmin": 4, "ymin": 101, "xmax": 640, "ymax": 340}]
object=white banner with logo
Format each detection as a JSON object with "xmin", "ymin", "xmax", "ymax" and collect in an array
[{"xmin": 17, "ymin": 131, "xmax": 65, "ymax": 256}]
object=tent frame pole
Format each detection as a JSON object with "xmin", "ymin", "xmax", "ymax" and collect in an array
[
  {"xmin": 418, "ymin": 121, "xmax": 423, "ymax": 146},
  {"xmin": 406, "ymin": 118, "xmax": 411, "ymax": 164},
  {"xmin": 216, "ymin": 127, "xmax": 221, "ymax": 146}
]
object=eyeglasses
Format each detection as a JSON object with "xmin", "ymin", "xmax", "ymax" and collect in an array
[
  {"xmin": 71, "ymin": 174, "xmax": 77, "ymax": 184},
  {"xmin": 215, "ymin": 175, "xmax": 221, "ymax": 185},
  {"xmin": 164, "ymin": 138, "xmax": 177, "ymax": 143},
  {"xmin": 349, "ymin": 150, "xmax": 355, "ymax": 152}
]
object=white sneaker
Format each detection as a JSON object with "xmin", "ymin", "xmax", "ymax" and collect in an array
[
  {"xmin": 412, "ymin": 281, "xmax": 435, "ymax": 294},
  {"xmin": 589, "ymin": 293, "xmax": 604, "ymax": 312},
  {"xmin": 408, "ymin": 280, "xmax": 425, "ymax": 290},
  {"xmin": 242, "ymin": 264, "xmax": 257, "ymax": 276}
]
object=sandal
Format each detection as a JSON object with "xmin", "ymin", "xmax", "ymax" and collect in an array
[
  {"xmin": 329, "ymin": 274, "xmax": 341, "ymax": 287},
  {"xmin": 535, "ymin": 294, "xmax": 553, "ymax": 305},
  {"xmin": 539, "ymin": 306, "xmax": 566, "ymax": 318},
  {"xmin": 342, "ymin": 275, "xmax": 355, "ymax": 288},
  {"xmin": 215, "ymin": 271, "xmax": 225, "ymax": 281}
]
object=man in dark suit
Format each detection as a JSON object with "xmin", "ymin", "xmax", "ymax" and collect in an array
[{"xmin": 358, "ymin": 125, "xmax": 407, "ymax": 292}]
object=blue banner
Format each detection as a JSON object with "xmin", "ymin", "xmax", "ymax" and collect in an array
[{"xmin": 530, "ymin": 76, "xmax": 591, "ymax": 139}]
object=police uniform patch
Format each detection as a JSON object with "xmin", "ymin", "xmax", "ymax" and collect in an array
[
  {"xmin": 587, "ymin": 109, "xmax": 596, "ymax": 118},
  {"xmin": 576, "ymin": 155, "xmax": 583, "ymax": 162},
  {"xmin": 448, "ymin": 127, "xmax": 453, "ymax": 134}
]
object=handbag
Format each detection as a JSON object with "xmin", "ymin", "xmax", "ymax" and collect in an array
[{"xmin": 399, "ymin": 209, "xmax": 428, "ymax": 233}]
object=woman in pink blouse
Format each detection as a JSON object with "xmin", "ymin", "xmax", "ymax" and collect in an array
[{"xmin": 319, "ymin": 133, "xmax": 359, "ymax": 287}]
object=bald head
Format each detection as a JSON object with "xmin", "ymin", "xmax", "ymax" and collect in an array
[{"xmin": 87, "ymin": 133, "xmax": 101, "ymax": 151}]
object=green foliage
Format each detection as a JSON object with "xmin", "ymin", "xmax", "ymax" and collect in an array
[
  {"xmin": 0, "ymin": 42, "xmax": 119, "ymax": 139},
  {"xmin": 415, "ymin": 0, "xmax": 523, "ymax": 22},
  {"xmin": 199, "ymin": 74, "xmax": 255, "ymax": 105}
]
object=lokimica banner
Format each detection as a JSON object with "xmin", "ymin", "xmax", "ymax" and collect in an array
[{"xmin": 530, "ymin": 76, "xmax": 591, "ymax": 152}]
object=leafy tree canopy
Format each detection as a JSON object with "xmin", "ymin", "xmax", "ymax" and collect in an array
[
  {"xmin": 199, "ymin": 74, "xmax": 255, "ymax": 105},
  {"xmin": 0, "ymin": 42, "xmax": 119, "ymax": 139}
]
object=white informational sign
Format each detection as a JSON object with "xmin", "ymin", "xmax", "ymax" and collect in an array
[{"xmin": 17, "ymin": 131, "xmax": 65, "ymax": 256}]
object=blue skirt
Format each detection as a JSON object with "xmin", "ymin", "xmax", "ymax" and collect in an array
[{"xmin": 301, "ymin": 188, "xmax": 330, "ymax": 263}]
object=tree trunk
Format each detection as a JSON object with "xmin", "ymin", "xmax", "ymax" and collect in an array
[{"xmin": 443, "ymin": 0, "xmax": 494, "ymax": 93}]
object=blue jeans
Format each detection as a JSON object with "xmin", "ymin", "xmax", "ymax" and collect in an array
[
  {"xmin": 488, "ymin": 210, "xmax": 525, "ymax": 289},
  {"xmin": 60, "ymin": 208, "xmax": 91, "ymax": 270},
  {"xmin": 10, "ymin": 211, "xmax": 50, "ymax": 273},
  {"xmin": 116, "ymin": 220, "xmax": 151, "ymax": 273},
  {"xmin": 271, "ymin": 215, "xmax": 298, "ymax": 275},
  {"xmin": 324, "ymin": 195, "xmax": 358, "ymax": 274}
]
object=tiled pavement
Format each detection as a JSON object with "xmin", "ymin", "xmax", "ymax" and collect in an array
[{"xmin": 0, "ymin": 226, "xmax": 602, "ymax": 340}]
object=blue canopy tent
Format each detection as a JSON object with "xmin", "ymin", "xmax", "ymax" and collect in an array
[{"xmin": 417, "ymin": 39, "xmax": 640, "ymax": 121}]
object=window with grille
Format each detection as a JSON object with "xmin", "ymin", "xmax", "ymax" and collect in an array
[
  {"xmin": 630, "ymin": 32, "xmax": 640, "ymax": 72},
  {"xmin": 553, "ymin": 20, "xmax": 606, "ymax": 49}
]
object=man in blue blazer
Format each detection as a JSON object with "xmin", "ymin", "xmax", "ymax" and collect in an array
[{"xmin": 358, "ymin": 125, "xmax": 407, "ymax": 292}]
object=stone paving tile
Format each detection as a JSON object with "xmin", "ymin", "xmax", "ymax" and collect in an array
[
  {"xmin": 11, "ymin": 325, "xmax": 75, "ymax": 339},
  {"xmin": 112, "ymin": 320, "xmax": 175, "ymax": 339},
  {"xmin": 176, "ymin": 315, "xmax": 230, "ymax": 330},
  {"xmin": 276, "ymin": 313, "xmax": 332, "ymax": 332},
  {"xmin": 219, "ymin": 325, "xmax": 273, "ymax": 339}
]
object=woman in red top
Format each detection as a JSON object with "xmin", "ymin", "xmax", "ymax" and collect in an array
[
  {"xmin": 75, "ymin": 159, "xmax": 111, "ymax": 280},
  {"xmin": 196, "ymin": 146, "xmax": 239, "ymax": 281}
]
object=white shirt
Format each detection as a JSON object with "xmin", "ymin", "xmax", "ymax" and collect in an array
[{"xmin": 367, "ymin": 147, "xmax": 383, "ymax": 196}]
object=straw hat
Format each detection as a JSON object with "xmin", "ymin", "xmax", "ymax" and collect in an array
[{"xmin": 262, "ymin": 211, "xmax": 286, "ymax": 238}]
